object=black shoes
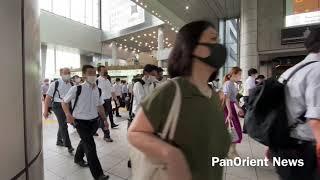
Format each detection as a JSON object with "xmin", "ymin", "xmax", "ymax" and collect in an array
[
  {"xmin": 127, "ymin": 160, "xmax": 131, "ymax": 168},
  {"xmin": 111, "ymin": 124, "xmax": 119, "ymax": 129},
  {"xmin": 116, "ymin": 115, "xmax": 122, "ymax": 117},
  {"xmin": 104, "ymin": 137, "xmax": 114, "ymax": 142},
  {"xmin": 56, "ymin": 141, "xmax": 64, "ymax": 147},
  {"xmin": 97, "ymin": 175, "xmax": 109, "ymax": 180},
  {"xmin": 68, "ymin": 147, "xmax": 74, "ymax": 153},
  {"xmin": 75, "ymin": 160, "xmax": 89, "ymax": 167}
]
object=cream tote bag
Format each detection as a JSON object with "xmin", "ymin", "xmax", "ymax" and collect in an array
[{"xmin": 130, "ymin": 79, "xmax": 182, "ymax": 180}]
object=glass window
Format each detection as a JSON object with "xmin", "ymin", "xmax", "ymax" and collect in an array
[
  {"xmin": 93, "ymin": 0, "xmax": 100, "ymax": 28},
  {"xmin": 40, "ymin": 0, "xmax": 52, "ymax": 11},
  {"xmin": 53, "ymin": 0, "xmax": 69, "ymax": 17},
  {"xmin": 45, "ymin": 46, "xmax": 56, "ymax": 78},
  {"xmin": 55, "ymin": 47, "xmax": 81, "ymax": 71},
  {"xmin": 85, "ymin": 0, "xmax": 93, "ymax": 26},
  {"xmin": 71, "ymin": 0, "xmax": 85, "ymax": 23}
]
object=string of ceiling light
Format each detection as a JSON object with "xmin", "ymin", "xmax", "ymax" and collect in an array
[{"xmin": 107, "ymin": 0, "xmax": 179, "ymax": 55}]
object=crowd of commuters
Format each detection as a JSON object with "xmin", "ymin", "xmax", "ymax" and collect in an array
[{"xmin": 40, "ymin": 20, "xmax": 320, "ymax": 180}]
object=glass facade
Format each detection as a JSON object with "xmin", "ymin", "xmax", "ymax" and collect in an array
[
  {"xmin": 44, "ymin": 45, "xmax": 81, "ymax": 79},
  {"xmin": 219, "ymin": 18, "xmax": 240, "ymax": 76},
  {"xmin": 101, "ymin": 0, "xmax": 145, "ymax": 32},
  {"xmin": 40, "ymin": 0, "xmax": 100, "ymax": 28}
]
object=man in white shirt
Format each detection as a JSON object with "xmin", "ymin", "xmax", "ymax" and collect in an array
[
  {"xmin": 97, "ymin": 66, "xmax": 119, "ymax": 130},
  {"xmin": 43, "ymin": 67, "xmax": 74, "ymax": 153},
  {"xmin": 113, "ymin": 78, "xmax": 123, "ymax": 117},
  {"xmin": 132, "ymin": 64, "xmax": 158, "ymax": 117},
  {"xmin": 271, "ymin": 29, "xmax": 320, "ymax": 180},
  {"xmin": 62, "ymin": 65, "xmax": 109, "ymax": 180}
]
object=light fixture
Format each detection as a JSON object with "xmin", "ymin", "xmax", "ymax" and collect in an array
[
  {"xmin": 140, "ymin": 2, "xmax": 143, "ymax": 5},
  {"xmin": 124, "ymin": 45, "xmax": 127, "ymax": 47},
  {"xmin": 185, "ymin": 6, "xmax": 189, "ymax": 10},
  {"xmin": 152, "ymin": 10, "xmax": 154, "ymax": 13},
  {"xmin": 137, "ymin": 35, "xmax": 141, "ymax": 38},
  {"xmin": 149, "ymin": 34, "xmax": 152, "ymax": 36},
  {"xmin": 175, "ymin": 30, "xmax": 178, "ymax": 33},
  {"xmin": 151, "ymin": 41, "xmax": 154, "ymax": 44},
  {"xmin": 166, "ymin": 38, "xmax": 169, "ymax": 40},
  {"xmin": 135, "ymin": 0, "xmax": 138, "ymax": 2},
  {"xmin": 153, "ymin": 36, "xmax": 156, "ymax": 38},
  {"xmin": 138, "ymin": 50, "xmax": 140, "ymax": 52},
  {"xmin": 144, "ymin": 5, "xmax": 147, "ymax": 8},
  {"xmin": 144, "ymin": 34, "xmax": 147, "ymax": 36},
  {"xmin": 155, "ymin": 13, "xmax": 158, "ymax": 15},
  {"xmin": 135, "ymin": 40, "xmax": 138, "ymax": 43},
  {"xmin": 124, "ymin": 39, "xmax": 127, "ymax": 41},
  {"xmin": 165, "ymin": 42, "xmax": 168, "ymax": 44},
  {"xmin": 153, "ymin": 31, "xmax": 156, "ymax": 34},
  {"xmin": 171, "ymin": 27, "xmax": 175, "ymax": 31}
]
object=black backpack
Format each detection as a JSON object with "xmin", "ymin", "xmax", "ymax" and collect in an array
[
  {"xmin": 244, "ymin": 61, "xmax": 318, "ymax": 149},
  {"xmin": 52, "ymin": 80, "xmax": 74, "ymax": 103},
  {"xmin": 71, "ymin": 85, "xmax": 102, "ymax": 113}
]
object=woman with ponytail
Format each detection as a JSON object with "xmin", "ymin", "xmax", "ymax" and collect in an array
[{"xmin": 223, "ymin": 67, "xmax": 244, "ymax": 158}]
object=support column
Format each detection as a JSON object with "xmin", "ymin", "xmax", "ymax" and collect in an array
[
  {"xmin": 111, "ymin": 41, "xmax": 118, "ymax": 66},
  {"xmin": 0, "ymin": 0, "xmax": 43, "ymax": 179},
  {"xmin": 240, "ymin": 0, "xmax": 259, "ymax": 80},
  {"xmin": 41, "ymin": 44, "xmax": 47, "ymax": 79},
  {"xmin": 157, "ymin": 27, "xmax": 164, "ymax": 67}
]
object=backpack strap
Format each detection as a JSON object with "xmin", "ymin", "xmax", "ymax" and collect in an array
[
  {"xmin": 283, "ymin": 61, "xmax": 319, "ymax": 85},
  {"xmin": 70, "ymin": 81, "xmax": 74, "ymax": 86},
  {"xmin": 52, "ymin": 81, "xmax": 60, "ymax": 100},
  {"xmin": 96, "ymin": 79, "xmax": 99, "ymax": 86},
  {"xmin": 98, "ymin": 88, "xmax": 102, "ymax": 97},
  {"xmin": 72, "ymin": 85, "xmax": 82, "ymax": 114}
]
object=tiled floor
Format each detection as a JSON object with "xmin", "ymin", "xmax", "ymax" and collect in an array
[{"xmin": 43, "ymin": 112, "xmax": 279, "ymax": 180}]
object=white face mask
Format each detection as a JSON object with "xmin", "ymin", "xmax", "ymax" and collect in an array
[
  {"xmin": 75, "ymin": 78, "xmax": 81, "ymax": 83},
  {"xmin": 62, "ymin": 75, "xmax": 71, "ymax": 81},
  {"xmin": 86, "ymin": 76, "xmax": 97, "ymax": 84}
]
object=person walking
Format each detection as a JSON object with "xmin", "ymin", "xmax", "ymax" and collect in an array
[
  {"xmin": 43, "ymin": 68, "xmax": 74, "ymax": 153},
  {"xmin": 62, "ymin": 65, "xmax": 110, "ymax": 180},
  {"xmin": 223, "ymin": 67, "xmax": 244, "ymax": 158},
  {"xmin": 113, "ymin": 78, "xmax": 122, "ymax": 117},
  {"xmin": 128, "ymin": 21, "xmax": 230, "ymax": 180},
  {"xmin": 270, "ymin": 28, "xmax": 320, "ymax": 180}
]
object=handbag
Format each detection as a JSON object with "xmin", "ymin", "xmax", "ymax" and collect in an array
[
  {"xmin": 227, "ymin": 117, "xmax": 239, "ymax": 143},
  {"xmin": 130, "ymin": 79, "xmax": 182, "ymax": 180}
]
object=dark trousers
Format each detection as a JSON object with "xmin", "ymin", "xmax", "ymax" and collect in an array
[
  {"xmin": 104, "ymin": 99, "xmax": 115, "ymax": 125},
  {"xmin": 74, "ymin": 119, "xmax": 104, "ymax": 179},
  {"xmin": 52, "ymin": 102, "xmax": 72, "ymax": 148},
  {"xmin": 114, "ymin": 96, "xmax": 122, "ymax": 116},
  {"xmin": 242, "ymin": 96, "xmax": 249, "ymax": 133},
  {"xmin": 98, "ymin": 118, "xmax": 110, "ymax": 138},
  {"xmin": 271, "ymin": 142, "xmax": 320, "ymax": 180}
]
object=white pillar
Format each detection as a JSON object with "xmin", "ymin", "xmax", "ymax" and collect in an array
[
  {"xmin": 0, "ymin": 0, "xmax": 43, "ymax": 179},
  {"xmin": 240, "ymin": 0, "xmax": 259, "ymax": 80},
  {"xmin": 157, "ymin": 27, "xmax": 164, "ymax": 67},
  {"xmin": 111, "ymin": 41, "xmax": 118, "ymax": 66},
  {"xmin": 41, "ymin": 44, "xmax": 47, "ymax": 79}
]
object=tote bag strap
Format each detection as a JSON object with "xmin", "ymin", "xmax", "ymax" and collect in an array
[{"xmin": 160, "ymin": 79, "xmax": 182, "ymax": 141}]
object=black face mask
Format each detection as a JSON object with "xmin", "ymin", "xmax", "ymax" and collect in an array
[
  {"xmin": 193, "ymin": 43, "xmax": 227, "ymax": 70},
  {"xmin": 104, "ymin": 72, "xmax": 108, "ymax": 77}
]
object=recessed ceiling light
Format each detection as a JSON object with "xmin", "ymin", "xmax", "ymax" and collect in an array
[
  {"xmin": 171, "ymin": 28, "xmax": 175, "ymax": 31},
  {"xmin": 124, "ymin": 39, "xmax": 127, "ymax": 41},
  {"xmin": 135, "ymin": 0, "xmax": 138, "ymax": 2},
  {"xmin": 166, "ymin": 38, "xmax": 169, "ymax": 40},
  {"xmin": 151, "ymin": 41, "xmax": 153, "ymax": 43},
  {"xmin": 155, "ymin": 13, "xmax": 158, "ymax": 15},
  {"xmin": 185, "ymin": 6, "xmax": 189, "ymax": 10},
  {"xmin": 144, "ymin": 5, "xmax": 147, "ymax": 8},
  {"xmin": 124, "ymin": 45, "xmax": 127, "ymax": 47},
  {"xmin": 149, "ymin": 34, "xmax": 152, "ymax": 36},
  {"xmin": 153, "ymin": 31, "xmax": 156, "ymax": 34},
  {"xmin": 135, "ymin": 40, "xmax": 138, "ymax": 43},
  {"xmin": 153, "ymin": 36, "xmax": 156, "ymax": 38},
  {"xmin": 140, "ymin": 2, "xmax": 143, "ymax": 5},
  {"xmin": 144, "ymin": 34, "xmax": 147, "ymax": 36},
  {"xmin": 152, "ymin": 10, "xmax": 154, "ymax": 13},
  {"xmin": 137, "ymin": 35, "xmax": 141, "ymax": 38},
  {"xmin": 175, "ymin": 30, "xmax": 178, "ymax": 33},
  {"xmin": 165, "ymin": 42, "xmax": 168, "ymax": 44}
]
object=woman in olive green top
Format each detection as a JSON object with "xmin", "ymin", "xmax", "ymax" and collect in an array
[{"xmin": 128, "ymin": 21, "xmax": 231, "ymax": 180}]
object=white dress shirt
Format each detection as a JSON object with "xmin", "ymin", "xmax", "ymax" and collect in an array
[
  {"xmin": 279, "ymin": 53, "xmax": 320, "ymax": 141},
  {"xmin": 47, "ymin": 78, "xmax": 73, "ymax": 102},
  {"xmin": 113, "ymin": 83, "xmax": 122, "ymax": 96},
  {"xmin": 132, "ymin": 81, "xmax": 146, "ymax": 114},
  {"xmin": 244, "ymin": 76, "xmax": 256, "ymax": 96},
  {"xmin": 63, "ymin": 82, "xmax": 104, "ymax": 120},
  {"xmin": 97, "ymin": 76, "xmax": 114, "ymax": 100}
]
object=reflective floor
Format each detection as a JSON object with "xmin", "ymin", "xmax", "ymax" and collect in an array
[{"xmin": 43, "ymin": 111, "xmax": 278, "ymax": 180}]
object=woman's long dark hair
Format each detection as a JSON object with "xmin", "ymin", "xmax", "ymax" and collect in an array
[{"xmin": 168, "ymin": 21, "xmax": 216, "ymax": 78}]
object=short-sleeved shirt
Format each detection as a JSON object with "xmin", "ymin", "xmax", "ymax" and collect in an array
[
  {"xmin": 47, "ymin": 78, "xmax": 73, "ymax": 103},
  {"xmin": 113, "ymin": 83, "xmax": 122, "ymax": 96},
  {"xmin": 141, "ymin": 77, "xmax": 231, "ymax": 180},
  {"xmin": 63, "ymin": 82, "xmax": 104, "ymax": 120},
  {"xmin": 244, "ymin": 76, "xmax": 256, "ymax": 96},
  {"xmin": 97, "ymin": 76, "xmax": 113, "ymax": 100},
  {"xmin": 41, "ymin": 84, "xmax": 49, "ymax": 95},
  {"xmin": 280, "ymin": 52, "xmax": 320, "ymax": 141},
  {"xmin": 223, "ymin": 80, "xmax": 238, "ymax": 102}
]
